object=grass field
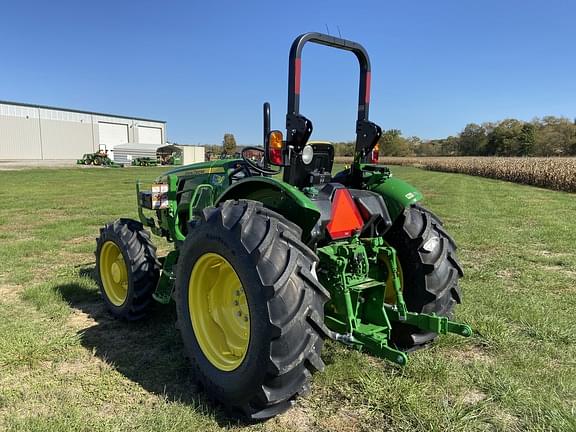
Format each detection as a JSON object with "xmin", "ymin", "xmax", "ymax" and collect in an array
[{"xmin": 0, "ymin": 165, "xmax": 575, "ymax": 432}]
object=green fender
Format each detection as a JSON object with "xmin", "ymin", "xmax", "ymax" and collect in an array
[
  {"xmin": 367, "ymin": 176, "xmax": 423, "ymax": 221},
  {"xmin": 215, "ymin": 174, "xmax": 421, "ymax": 235},
  {"xmin": 215, "ymin": 177, "xmax": 321, "ymax": 238}
]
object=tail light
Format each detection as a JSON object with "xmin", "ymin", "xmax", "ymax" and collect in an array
[
  {"xmin": 370, "ymin": 142, "xmax": 379, "ymax": 164},
  {"xmin": 267, "ymin": 130, "xmax": 284, "ymax": 165}
]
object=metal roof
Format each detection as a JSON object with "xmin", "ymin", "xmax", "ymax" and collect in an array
[
  {"xmin": 112, "ymin": 143, "xmax": 179, "ymax": 151},
  {"xmin": 0, "ymin": 99, "xmax": 166, "ymax": 124},
  {"xmin": 112, "ymin": 143, "xmax": 180, "ymax": 165}
]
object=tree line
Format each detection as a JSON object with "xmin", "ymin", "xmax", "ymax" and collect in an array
[
  {"xmin": 379, "ymin": 116, "xmax": 576, "ymax": 157},
  {"xmin": 206, "ymin": 116, "xmax": 576, "ymax": 158}
]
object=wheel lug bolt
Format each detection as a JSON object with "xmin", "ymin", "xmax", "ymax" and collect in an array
[
  {"xmin": 244, "ymin": 316, "xmax": 248, "ymax": 322},
  {"xmin": 236, "ymin": 311, "xmax": 242, "ymax": 317},
  {"xmin": 233, "ymin": 300, "xmax": 239, "ymax": 306},
  {"xmin": 235, "ymin": 290, "xmax": 241, "ymax": 296}
]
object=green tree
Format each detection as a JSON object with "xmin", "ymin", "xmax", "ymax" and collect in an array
[
  {"xmin": 405, "ymin": 136, "xmax": 423, "ymax": 154},
  {"xmin": 486, "ymin": 119, "xmax": 524, "ymax": 156},
  {"xmin": 379, "ymin": 129, "xmax": 412, "ymax": 156},
  {"xmin": 534, "ymin": 129, "xmax": 563, "ymax": 155},
  {"xmin": 538, "ymin": 116, "xmax": 576, "ymax": 155},
  {"xmin": 518, "ymin": 123, "xmax": 536, "ymax": 156},
  {"xmin": 223, "ymin": 133, "xmax": 237, "ymax": 155},
  {"xmin": 332, "ymin": 141, "xmax": 355, "ymax": 156},
  {"xmin": 459, "ymin": 123, "xmax": 488, "ymax": 155},
  {"xmin": 441, "ymin": 136, "xmax": 460, "ymax": 155},
  {"xmin": 414, "ymin": 140, "xmax": 438, "ymax": 156}
]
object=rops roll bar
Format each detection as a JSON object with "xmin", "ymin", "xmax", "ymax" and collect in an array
[{"xmin": 285, "ymin": 33, "xmax": 381, "ymax": 164}]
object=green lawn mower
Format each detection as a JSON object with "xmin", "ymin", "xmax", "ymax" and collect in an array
[{"xmin": 95, "ymin": 32, "xmax": 470, "ymax": 420}]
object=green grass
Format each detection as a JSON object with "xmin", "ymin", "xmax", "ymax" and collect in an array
[{"xmin": 0, "ymin": 165, "xmax": 575, "ymax": 431}]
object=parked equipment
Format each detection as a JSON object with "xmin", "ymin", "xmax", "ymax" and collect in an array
[
  {"xmin": 131, "ymin": 157, "xmax": 158, "ymax": 167},
  {"xmin": 77, "ymin": 147, "xmax": 122, "ymax": 167},
  {"xmin": 158, "ymin": 147, "xmax": 183, "ymax": 165},
  {"xmin": 95, "ymin": 33, "xmax": 470, "ymax": 420}
]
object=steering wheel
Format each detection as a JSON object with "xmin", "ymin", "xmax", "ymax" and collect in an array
[{"xmin": 241, "ymin": 147, "xmax": 281, "ymax": 176}]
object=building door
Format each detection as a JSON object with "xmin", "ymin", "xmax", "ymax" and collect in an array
[
  {"xmin": 98, "ymin": 122, "xmax": 129, "ymax": 159},
  {"xmin": 137, "ymin": 126, "xmax": 162, "ymax": 144}
]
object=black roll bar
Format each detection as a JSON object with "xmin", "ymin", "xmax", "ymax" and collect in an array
[
  {"xmin": 285, "ymin": 33, "xmax": 381, "ymax": 167},
  {"xmin": 263, "ymin": 102, "xmax": 270, "ymax": 146},
  {"xmin": 287, "ymin": 32, "xmax": 372, "ymax": 122}
]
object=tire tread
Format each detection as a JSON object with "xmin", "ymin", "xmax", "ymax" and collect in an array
[
  {"xmin": 95, "ymin": 218, "xmax": 160, "ymax": 320},
  {"xmin": 175, "ymin": 200, "xmax": 328, "ymax": 420},
  {"xmin": 385, "ymin": 205, "xmax": 463, "ymax": 348}
]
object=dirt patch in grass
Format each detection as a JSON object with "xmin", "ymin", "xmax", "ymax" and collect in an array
[
  {"xmin": 29, "ymin": 352, "xmax": 110, "ymax": 379},
  {"xmin": 63, "ymin": 235, "xmax": 96, "ymax": 246},
  {"xmin": 67, "ymin": 306, "xmax": 100, "ymax": 330},
  {"xmin": 318, "ymin": 407, "xmax": 367, "ymax": 432},
  {"xmin": 540, "ymin": 265, "xmax": 576, "ymax": 278},
  {"xmin": 496, "ymin": 269, "xmax": 519, "ymax": 280},
  {"xmin": 461, "ymin": 389, "xmax": 487, "ymax": 404},
  {"xmin": 271, "ymin": 405, "xmax": 314, "ymax": 432},
  {"xmin": 461, "ymin": 250, "xmax": 490, "ymax": 272},
  {"xmin": 58, "ymin": 249, "xmax": 94, "ymax": 262},
  {"xmin": 2, "ymin": 235, "xmax": 36, "ymax": 243},
  {"xmin": 0, "ymin": 284, "xmax": 23, "ymax": 303},
  {"xmin": 54, "ymin": 356, "xmax": 108, "ymax": 375},
  {"xmin": 446, "ymin": 345, "xmax": 493, "ymax": 364},
  {"xmin": 64, "ymin": 297, "xmax": 117, "ymax": 334},
  {"xmin": 535, "ymin": 249, "xmax": 571, "ymax": 258},
  {"xmin": 493, "ymin": 409, "xmax": 520, "ymax": 429},
  {"xmin": 22, "ymin": 249, "xmax": 95, "ymax": 285},
  {"xmin": 0, "ymin": 356, "xmax": 153, "ymax": 423}
]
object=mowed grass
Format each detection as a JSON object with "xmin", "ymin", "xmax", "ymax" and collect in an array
[{"xmin": 0, "ymin": 165, "xmax": 575, "ymax": 432}]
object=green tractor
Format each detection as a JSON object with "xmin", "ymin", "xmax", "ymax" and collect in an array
[
  {"xmin": 95, "ymin": 33, "xmax": 470, "ymax": 420},
  {"xmin": 77, "ymin": 152, "xmax": 105, "ymax": 165},
  {"xmin": 77, "ymin": 149, "xmax": 122, "ymax": 167}
]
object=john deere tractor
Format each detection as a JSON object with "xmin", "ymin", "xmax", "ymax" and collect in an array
[
  {"xmin": 95, "ymin": 33, "xmax": 470, "ymax": 420},
  {"xmin": 77, "ymin": 148, "xmax": 122, "ymax": 167}
]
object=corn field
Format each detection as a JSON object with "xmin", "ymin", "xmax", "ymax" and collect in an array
[{"xmin": 379, "ymin": 157, "xmax": 576, "ymax": 192}]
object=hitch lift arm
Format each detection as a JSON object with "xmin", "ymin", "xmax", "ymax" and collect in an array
[{"xmin": 318, "ymin": 237, "xmax": 472, "ymax": 366}]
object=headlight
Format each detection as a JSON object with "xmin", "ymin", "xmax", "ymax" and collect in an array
[
  {"xmin": 139, "ymin": 183, "xmax": 169, "ymax": 209},
  {"xmin": 302, "ymin": 145, "xmax": 314, "ymax": 165}
]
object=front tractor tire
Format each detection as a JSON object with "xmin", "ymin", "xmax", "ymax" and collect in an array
[
  {"xmin": 385, "ymin": 205, "xmax": 464, "ymax": 349},
  {"xmin": 175, "ymin": 200, "xmax": 329, "ymax": 420},
  {"xmin": 95, "ymin": 219, "xmax": 160, "ymax": 320}
]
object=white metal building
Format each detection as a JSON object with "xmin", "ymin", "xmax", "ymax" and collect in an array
[
  {"xmin": 181, "ymin": 145, "xmax": 205, "ymax": 164},
  {"xmin": 0, "ymin": 100, "xmax": 166, "ymax": 160},
  {"xmin": 111, "ymin": 143, "xmax": 205, "ymax": 165}
]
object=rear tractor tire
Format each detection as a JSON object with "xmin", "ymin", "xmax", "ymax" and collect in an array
[
  {"xmin": 95, "ymin": 218, "xmax": 160, "ymax": 320},
  {"xmin": 385, "ymin": 204, "xmax": 463, "ymax": 349},
  {"xmin": 175, "ymin": 200, "xmax": 329, "ymax": 420}
]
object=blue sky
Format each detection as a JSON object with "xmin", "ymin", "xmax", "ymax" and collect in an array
[{"xmin": 0, "ymin": 1, "xmax": 574, "ymax": 145}]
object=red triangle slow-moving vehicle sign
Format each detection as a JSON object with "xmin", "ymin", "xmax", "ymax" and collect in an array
[{"xmin": 326, "ymin": 189, "xmax": 364, "ymax": 240}]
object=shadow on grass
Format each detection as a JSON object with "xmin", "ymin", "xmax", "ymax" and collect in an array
[
  {"xmin": 55, "ymin": 268, "xmax": 239, "ymax": 427},
  {"xmin": 77, "ymin": 266, "xmax": 96, "ymax": 280}
]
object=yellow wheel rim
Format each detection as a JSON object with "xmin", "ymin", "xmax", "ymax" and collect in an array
[
  {"xmin": 383, "ymin": 253, "xmax": 404, "ymax": 304},
  {"xmin": 189, "ymin": 253, "xmax": 250, "ymax": 371},
  {"xmin": 99, "ymin": 241, "xmax": 129, "ymax": 306}
]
